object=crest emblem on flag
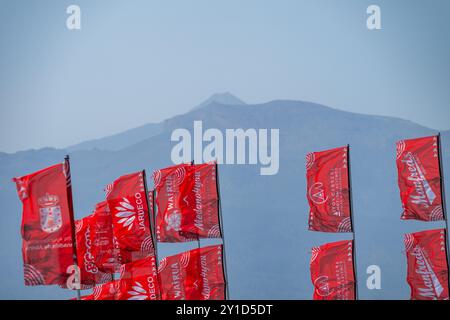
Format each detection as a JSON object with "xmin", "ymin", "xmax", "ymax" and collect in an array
[{"xmin": 38, "ymin": 193, "xmax": 62, "ymax": 233}]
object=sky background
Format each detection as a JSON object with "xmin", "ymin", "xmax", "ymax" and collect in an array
[{"xmin": 1, "ymin": 0, "xmax": 449, "ymax": 153}]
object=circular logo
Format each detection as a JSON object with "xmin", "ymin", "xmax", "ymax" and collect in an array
[
  {"xmin": 314, "ymin": 275, "xmax": 332, "ymax": 297},
  {"xmin": 308, "ymin": 182, "xmax": 328, "ymax": 205}
]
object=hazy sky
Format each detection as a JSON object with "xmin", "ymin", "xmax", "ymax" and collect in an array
[{"xmin": 1, "ymin": 0, "xmax": 449, "ymax": 153}]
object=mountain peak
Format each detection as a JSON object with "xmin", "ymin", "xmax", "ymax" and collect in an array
[{"xmin": 192, "ymin": 92, "xmax": 247, "ymax": 110}]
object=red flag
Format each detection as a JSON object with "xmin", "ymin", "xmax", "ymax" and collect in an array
[
  {"xmin": 71, "ymin": 215, "xmax": 113, "ymax": 289},
  {"xmin": 90, "ymin": 201, "xmax": 117, "ymax": 273},
  {"xmin": 310, "ymin": 240, "xmax": 355, "ymax": 300},
  {"xmin": 106, "ymin": 171, "xmax": 155, "ymax": 257},
  {"xmin": 116, "ymin": 255, "xmax": 161, "ymax": 300},
  {"xmin": 306, "ymin": 146, "xmax": 352, "ymax": 233},
  {"xmin": 153, "ymin": 163, "xmax": 221, "ymax": 242},
  {"xmin": 91, "ymin": 281, "xmax": 119, "ymax": 300},
  {"xmin": 13, "ymin": 162, "xmax": 75, "ymax": 286},
  {"xmin": 396, "ymin": 135, "xmax": 444, "ymax": 221},
  {"xmin": 404, "ymin": 228, "xmax": 449, "ymax": 300},
  {"xmin": 158, "ymin": 244, "xmax": 225, "ymax": 300}
]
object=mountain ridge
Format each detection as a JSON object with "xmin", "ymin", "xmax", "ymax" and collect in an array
[{"xmin": 1, "ymin": 97, "xmax": 449, "ymax": 300}]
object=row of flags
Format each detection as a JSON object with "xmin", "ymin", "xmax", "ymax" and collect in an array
[
  {"xmin": 306, "ymin": 134, "xmax": 449, "ymax": 300},
  {"xmin": 13, "ymin": 160, "xmax": 227, "ymax": 300}
]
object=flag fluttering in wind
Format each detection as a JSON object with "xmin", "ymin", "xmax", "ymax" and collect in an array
[
  {"xmin": 310, "ymin": 240, "xmax": 356, "ymax": 300},
  {"xmin": 158, "ymin": 244, "xmax": 225, "ymax": 300},
  {"xmin": 116, "ymin": 255, "xmax": 161, "ymax": 300},
  {"xmin": 90, "ymin": 281, "xmax": 119, "ymax": 300},
  {"xmin": 396, "ymin": 135, "xmax": 444, "ymax": 221},
  {"xmin": 106, "ymin": 171, "xmax": 155, "ymax": 259},
  {"xmin": 61, "ymin": 214, "xmax": 113, "ymax": 289},
  {"xmin": 306, "ymin": 146, "xmax": 352, "ymax": 233},
  {"xmin": 404, "ymin": 228, "xmax": 449, "ymax": 300},
  {"xmin": 153, "ymin": 162, "xmax": 221, "ymax": 242},
  {"xmin": 89, "ymin": 201, "xmax": 117, "ymax": 273},
  {"xmin": 13, "ymin": 162, "xmax": 76, "ymax": 286}
]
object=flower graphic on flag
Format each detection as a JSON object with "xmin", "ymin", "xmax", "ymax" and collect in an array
[
  {"xmin": 127, "ymin": 281, "xmax": 148, "ymax": 300},
  {"xmin": 115, "ymin": 198, "xmax": 137, "ymax": 231},
  {"xmin": 165, "ymin": 211, "xmax": 181, "ymax": 231}
]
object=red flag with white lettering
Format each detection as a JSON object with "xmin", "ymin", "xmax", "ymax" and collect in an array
[
  {"xmin": 310, "ymin": 240, "xmax": 355, "ymax": 300},
  {"xmin": 396, "ymin": 135, "xmax": 444, "ymax": 221},
  {"xmin": 106, "ymin": 171, "xmax": 155, "ymax": 257},
  {"xmin": 158, "ymin": 244, "xmax": 225, "ymax": 300},
  {"xmin": 12, "ymin": 162, "xmax": 76, "ymax": 286},
  {"xmin": 72, "ymin": 215, "xmax": 113, "ymax": 289},
  {"xmin": 404, "ymin": 228, "xmax": 449, "ymax": 300},
  {"xmin": 90, "ymin": 201, "xmax": 117, "ymax": 273},
  {"xmin": 306, "ymin": 146, "xmax": 352, "ymax": 233},
  {"xmin": 153, "ymin": 163, "xmax": 221, "ymax": 242},
  {"xmin": 116, "ymin": 255, "xmax": 161, "ymax": 300}
]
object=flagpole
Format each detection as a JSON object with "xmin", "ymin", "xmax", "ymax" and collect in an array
[
  {"xmin": 346, "ymin": 145, "xmax": 359, "ymax": 300},
  {"xmin": 143, "ymin": 170, "xmax": 164, "ymax": 301},
  {"xmin": 437, "ymin": 133, "xmax": 450, "ymax": 287},
  {"xmin": 215, "ymin": 162, "xmax": 230, "ymax": 300},
  {"xmin": 64, "ymin": 155, "xmax": 81, "ymax": 300},
  {"xmin": 142, "ymin": 170, "xmax": 159, "ymax": 264}
]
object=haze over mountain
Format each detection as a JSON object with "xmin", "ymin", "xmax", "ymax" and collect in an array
[
  {"xmin": 67, "ymin": 92, "xmax": 246, "ymax": 152},
  {"xmin": 0, "ymin": 95, "xmax": 448, "ymax": 300}
]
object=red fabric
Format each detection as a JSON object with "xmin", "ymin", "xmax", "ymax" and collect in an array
[
  {"xmin": 404, "ymin": 228, "xmax": 449, "ymax": 300},
  {"xmin": 106, "ymin": 171, "xmax": 155, "ymax": 257},
  {"xmin": 158, "ymin": 244, "xmax": 225, "ymax": 300},
  {"xmin": 396, "ymin": 136, "xmax": 443, "ymax": 221},
  {"xmin": 90, "ymin": 201, "xmax": 117, "ymax": 273},
  {"xmin": 91, "ymin": 281, "xmax": 119, "ymax": 300},
  {"xmin": 310, "ymin": 240, "xmax": 355, "ymax": 300},
  {"xmin": 116, "ymin": 255, "xmax": 161, "ymax": 300},
  {"xmin": 153, "ymin": 163, "xmax": 221, "ymax": 242},
  {"xmin": 71, "ymin": 214, "xmax": 113, "ymax": 289},
  {"xmin": 13, "ymin": 163, "xmax": 75, "ymax": 286},
  {"xmin": 306, "ymin": 147, "xmax": 352, "ymax": 233}
]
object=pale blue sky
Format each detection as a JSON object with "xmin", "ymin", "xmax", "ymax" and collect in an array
[{"xmin": 1, "ymin": 0, "xmax": 449, "ymax": 153}]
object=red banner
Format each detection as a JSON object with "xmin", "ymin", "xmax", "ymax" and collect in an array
[
  {"xmin": 310, "ymin": 240, "xmax": 355, "ymax": 300},
  {"xmin": 306, "ymin": 146, "xmax": 352, "ymax": 233},
  {"xmin": 71, "ymin": 214, "xmax": 113, "ymax": 289},
  {"xmin": 116, "ymin": 255, "xmax": 161, "ymax": 300},
  {"xmin": 404, "ymin": 228, "xmax": 449, "ymax": 300},
  {"xmin": 106, "ymin": 171, "xmax": 155, "ymax": 257},
  {"xmin": 396, "ymin": 135, "xmax": 444, "ymax": 221},
  {"xmin": 90, "ymin": 201, "xmax": 117, "ymax": 273},
  {"xmin": 153, "ymin": 163, "xmax": 221, "ymax": 242},
  {"xmin": 91, "ymin": 281, "xmax": 119, "ymax": 300},
  {"xmin": 158, "ymin": 244, "xmax": 225, "ymax": 300},
  {"xmin": 13, "ymin": 162, "xmax": 75, "ymax": 286}
]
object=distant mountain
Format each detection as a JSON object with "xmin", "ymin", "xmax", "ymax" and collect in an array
[
  {"xmin": 191, "ymin": 92, "xmax": 246, "ymax": 111},
  {"xmin": 67, "ymin": 123, "xmax": 163, "ymax": 152},
  {"xmin": 67, "ymin": 92, "xmax": 246, "ymax": 152},
  {"xmin": 0, "ymin": 98, "xmax": 448, "ymax": 300}
]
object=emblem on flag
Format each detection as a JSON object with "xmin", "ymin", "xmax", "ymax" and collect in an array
[{"xmin": 38, "ymin": 193, "xmax": 62, "ymax": 233}]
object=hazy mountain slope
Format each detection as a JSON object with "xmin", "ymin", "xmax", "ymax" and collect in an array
[
  {"xmin": 67, "ymin": 92, "xmax": 246, "ymax": 152},
  {"xmin": 67, "ymin": 122, "xmax": 163, "ymax": 152},
  {"xmin": 191, "ymin": 92, "xmax": 246, "ymax": 111},
  {"xmin": 0, "ymin": 100, "xmax": 448, "ymax": 300}
]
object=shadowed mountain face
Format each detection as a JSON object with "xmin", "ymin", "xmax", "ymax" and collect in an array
[{"xmin": 0, "ymin": 98, "xmax": 448, "ymax": 300}]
